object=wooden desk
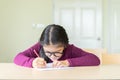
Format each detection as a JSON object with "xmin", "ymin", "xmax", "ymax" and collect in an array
[{"xmin": 0, "ymin": 63, "xmax": 120, "ymax": 79}]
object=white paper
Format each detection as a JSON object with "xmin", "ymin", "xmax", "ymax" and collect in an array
[{"xmin": 35, "ymin": 63, "xmax": 72, "ymax": 71}]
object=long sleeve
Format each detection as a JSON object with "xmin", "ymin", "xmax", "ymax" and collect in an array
[
  {"xmin": 13, "ymin": 42, "xmax": 41, "ymax": 68},
  {"xmin": 67, "ymin": 45, "xmax": 100, "ymax": 67}
]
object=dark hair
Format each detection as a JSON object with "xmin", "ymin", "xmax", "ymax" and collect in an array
[
  {"xmin": 39, "ymin": 24, "xmax": 69, "ymax": 62},
  {"xmin": 40, "ymin": 24, "xmax": 69, "ymax": 46}
]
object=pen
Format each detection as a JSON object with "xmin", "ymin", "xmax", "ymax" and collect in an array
[{"xmin": 33, "ymin": 49, "xmax": 40, "ymax": 57}]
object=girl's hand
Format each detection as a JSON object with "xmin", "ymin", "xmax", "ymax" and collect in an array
[
  {"xmin": 52, "ymin": 60, "xmax": 69, "ymax": 68},
  {"xmin": 32, "ymin": 57, "xmax": 46, "ymax": 68}
]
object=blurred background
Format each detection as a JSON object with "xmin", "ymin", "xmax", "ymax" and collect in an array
[{"xmin": 0, "ymin": 0, "xmax": 120, "ymax": 62}]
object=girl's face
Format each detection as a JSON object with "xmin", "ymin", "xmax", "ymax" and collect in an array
[{"xmin": 43, "ymin": 44, "xmax": 64, "ymax": 61}]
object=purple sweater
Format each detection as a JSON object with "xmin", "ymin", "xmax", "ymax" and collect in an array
[{"xmin": 14, "ymin": 42, "xmax": 100, "ymax": 68}]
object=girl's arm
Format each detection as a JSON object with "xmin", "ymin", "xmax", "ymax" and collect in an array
[
  {"xmin": 67, "ymin": 45, "xmax": 100, "ymax": 67},
  {"xmin": 13, "ymin": 42, "xmax": 41, "ymax": 68}
]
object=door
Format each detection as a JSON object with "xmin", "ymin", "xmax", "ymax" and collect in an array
[
  {"xmin": 107, "ymin": 0, "xmax": 120, "ymax": 53},
  {"xmin": 53, "ymin": 0, "xmax": 102, "ymax": 48}
]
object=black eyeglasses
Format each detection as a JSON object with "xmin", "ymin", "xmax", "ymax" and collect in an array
[{"xmin": 45, "ymin": 52, "xmax": 63, "ymax": 57}]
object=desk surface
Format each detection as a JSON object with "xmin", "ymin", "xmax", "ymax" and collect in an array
[{"xmin": 0, "ymin": 63, "xmax": 120, "ymax": 79}]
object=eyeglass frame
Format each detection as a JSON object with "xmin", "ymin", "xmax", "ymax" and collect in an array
[{"xmin": 45, "ymin": 51, "xmax": 63, "ymax": 57}]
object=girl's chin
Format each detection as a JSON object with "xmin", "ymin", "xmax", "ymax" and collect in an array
[{"xmin": 50, "ymin": 58, "xmax": 58, "ymax": 61}]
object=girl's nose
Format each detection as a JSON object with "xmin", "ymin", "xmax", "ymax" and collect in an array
[
  {"xmin": 50, "ymin": 54, "xmax": 56, "ymax": 59},
  {"xmin": 50, "ymin": 55, "xmax": 57, "ymax": 61}
]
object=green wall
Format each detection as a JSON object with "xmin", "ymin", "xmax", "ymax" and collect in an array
[{"xmin": 0, "ymin": 0, "xmax": 53, "ymax": 62}]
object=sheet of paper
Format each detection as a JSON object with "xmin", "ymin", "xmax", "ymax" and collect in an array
[{"xmin": 35, "ymin": 63, "xmax": 72, "ymax": 71}]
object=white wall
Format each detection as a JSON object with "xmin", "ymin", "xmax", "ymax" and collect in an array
[{"xmin": 0, "ymin": 0, "xmax": 53, "ymax": 62}]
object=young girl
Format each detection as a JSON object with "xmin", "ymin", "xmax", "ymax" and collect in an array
[{"xmin": 14, "ymin": 24, "xmax": 100, "ymax": 68}]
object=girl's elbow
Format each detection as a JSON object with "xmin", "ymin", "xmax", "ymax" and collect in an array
[{"xmin": 94, "ymin": 57, "xmax": 101, "ymax": 66}]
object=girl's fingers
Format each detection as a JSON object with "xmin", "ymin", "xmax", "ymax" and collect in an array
[
  {"xmin": 56, "ymin": 62, "xmax": 62, "ymax": 68},
  {"xmin": 53, "ymin": 61, "xmax": 62, "ymax": 68},
  {"xmin": 36, "ymin": 63, "xmax": 46, "ymax": 68},
  {"xmin": 32, "ymin": 58, "xmax": 46, "ymax": 68},
  {"xmin": 52, "ymin": 61, "xmax": 59, "ymax": 67},
  {"xmin": 52, "ymin": 60, "xmax": 69, "ymax": 68}
]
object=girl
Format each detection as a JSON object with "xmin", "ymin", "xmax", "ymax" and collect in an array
[{"xmin": 14, "ymin": 24, "xmax": 100, "ymax": 68}]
